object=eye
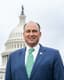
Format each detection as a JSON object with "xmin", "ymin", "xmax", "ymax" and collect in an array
[
  {"xmin": 26, "ymin": 30, "xmax": 31, "ymax": 33},
  {"xmin": 32, "ymin": 30, "xmax": 38, "ymax": 32}
]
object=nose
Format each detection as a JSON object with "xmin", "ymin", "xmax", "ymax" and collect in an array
[{"xmin": 30, "ymin": 31, "xmax": 33, "ymax": 35}]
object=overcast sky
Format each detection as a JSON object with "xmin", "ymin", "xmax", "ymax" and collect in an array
[{"xmin": 0, "ymin": 0, "xmax": 64, "ymax": 65}]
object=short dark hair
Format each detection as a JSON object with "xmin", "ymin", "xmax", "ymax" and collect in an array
[
  {"xmin": 36, "ymin": 23, "xmax": 40, "ymax": 31},
  {"xmin": 23, "ymin": 22, "xmax": 40, "ymax": 31}
]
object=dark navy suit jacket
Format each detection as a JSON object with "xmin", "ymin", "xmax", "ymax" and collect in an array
[{"xmin": 5, "ymin": 44, "xmax": 64, "ymax": 80}]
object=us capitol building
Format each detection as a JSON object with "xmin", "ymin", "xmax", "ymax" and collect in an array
[{"xmin": 0, "ymin": 6, "xmax": 26, "ymax": 80}]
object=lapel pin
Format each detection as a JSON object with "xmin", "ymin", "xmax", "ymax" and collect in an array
[{"xmin": 40, "ymin": 52, "xmax": 43, "ymax": 55}]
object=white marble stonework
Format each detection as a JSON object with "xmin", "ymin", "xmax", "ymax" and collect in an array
[{"xmin": 0, "ymin": 6, "xmax": 26, "ymax": 80}]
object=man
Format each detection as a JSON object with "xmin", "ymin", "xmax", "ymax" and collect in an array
[{"xmin": 5, "ymin": 21, "xmax": 64, "ymax": 80}]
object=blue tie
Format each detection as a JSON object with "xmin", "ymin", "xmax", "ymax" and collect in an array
[{"xmin": 26, "ymin": 48, "xmax": 34, "ymax": 78}]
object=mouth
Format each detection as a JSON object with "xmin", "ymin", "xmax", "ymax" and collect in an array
[{"xmin": 29, "ymin": 36, "xmax": 36, "ymax": 40}]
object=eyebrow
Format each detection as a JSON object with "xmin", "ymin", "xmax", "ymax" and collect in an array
[{"xmin": 25, "ymin": 29, "xmax": 39, "ymax": 32}]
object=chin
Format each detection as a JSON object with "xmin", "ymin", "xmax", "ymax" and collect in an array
[{"xmin": 29, "ymin": 41, "xmax": 36, "ymax": 44}]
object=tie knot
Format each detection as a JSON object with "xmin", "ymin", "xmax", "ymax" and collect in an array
[{"xmin": 29, "ymin": 48, "xmax": 34, "ymax": 53}]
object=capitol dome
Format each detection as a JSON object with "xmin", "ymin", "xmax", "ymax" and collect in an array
[
  {"xmin": 1, "ymin": 5, "xmax": 26, "ymax": 65},
  {"xmin": 5, "ymin": 6, "xmax": 26, "ymax": 52},
  {"xmin": 0, "ymin": 6, "xmax": 26, "ymax": 80},
  {"xmin": 5, "ymin": 24, "xmax": 25, "ymax": 51},
  {"xmin": 9, "ymin": 24, "xmax": 23, "ymax": 40}
]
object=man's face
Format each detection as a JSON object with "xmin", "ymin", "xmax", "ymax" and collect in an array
[{"xmin": 23, "ymin": 22, "xmax": 41, "ymax": 47}]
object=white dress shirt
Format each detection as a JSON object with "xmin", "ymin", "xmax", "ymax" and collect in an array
[{"xmin": 25, "ymin": 44, "xmax": 40, "ymax": 65}]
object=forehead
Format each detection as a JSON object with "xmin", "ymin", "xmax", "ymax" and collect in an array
[{"xmin": 24, "ymin": 22, "xmax": 39, "ymax": 31}]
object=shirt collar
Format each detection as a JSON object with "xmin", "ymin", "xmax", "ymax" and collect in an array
[{"xmin": 25, "ymin": 43, "xmax": 40, "ymax": 50}]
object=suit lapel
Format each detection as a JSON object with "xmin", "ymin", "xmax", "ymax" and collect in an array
[
  {"xmin": 30, "ymin": 45, "xmax": 46, "ymax": 78},
  {"xmin": 20, "ymin": 48, "xmax": 26, "ymax": 66},
  {"xmin": 19, "ymin": 48, "xmax": 29, "ymax": 79}
]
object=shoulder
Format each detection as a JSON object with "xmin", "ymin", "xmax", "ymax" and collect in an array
[
  {"xmin": 40, "ymin": 44, "xmax": 63, "ymax": 64},
  {"xmin": 9, "ymin": 48, "xmax": 25, "ymax": 57},
  {"xmin": 40, "ymin": 44, "xmax": 59, "ymax": 52},
  {"xmin": 40, "ymin": 44, "xmax": 60, "ymax": 57}
]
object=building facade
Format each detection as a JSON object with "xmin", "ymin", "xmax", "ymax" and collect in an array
[{"xmin": 0, "ymin": 6, "xmax": 26, "ymax": 80}]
